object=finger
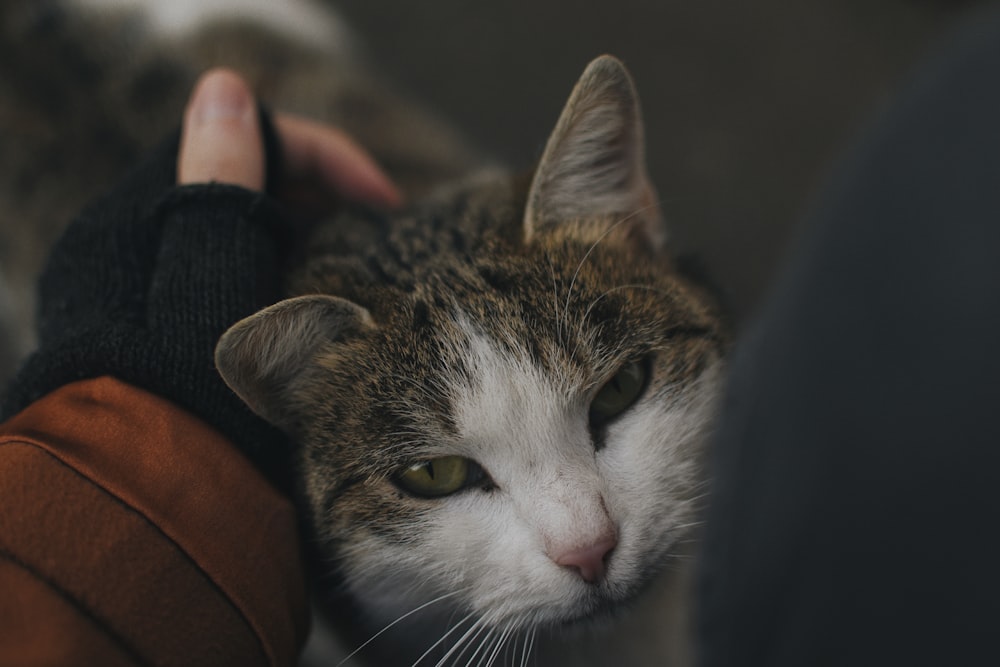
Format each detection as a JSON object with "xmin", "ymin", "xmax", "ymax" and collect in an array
[
  {"xmin": 178, "ymin": 69, "xmax": 264, "ymax": 189},
  {"xmin": 275, "ymin": 112, "xmax": 403, "ymax": 209}
]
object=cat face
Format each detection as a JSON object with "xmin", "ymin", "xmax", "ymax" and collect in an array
[
  {"xmin": 293, "ymin": 237, "xmax": 721, "ymax": 630},
  {"xmin": 216, "ymin": 55, "xmax": 725, "ymax": 637},
  {"xmin": 316, "ymin": 283, "xmax": 717, "ymax": 624}
]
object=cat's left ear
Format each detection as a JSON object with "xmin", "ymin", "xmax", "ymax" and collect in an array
[
  {"xmin": 215, "ymin": 294, "xmax": 375, "ymax": 431},
  {"xmin": 524, "ymin": 55, "xmax": 664, "ymax": 251}
]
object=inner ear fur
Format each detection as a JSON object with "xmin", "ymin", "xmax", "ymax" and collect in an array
[
  {"xmin": 215, "ymin": 294, "xmax": 374, "ymax": 430},
  {"xmin": 524, "ymin": 55, "xmax": 665, "ymax": 250}
]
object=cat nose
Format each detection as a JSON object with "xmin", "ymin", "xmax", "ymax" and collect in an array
[{"xmin": 552, "ymin": 535, "xmax": 617, "ymax": 584}]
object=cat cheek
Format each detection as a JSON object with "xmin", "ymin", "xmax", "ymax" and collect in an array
[{"xmin": 322, "ymin": 482, "xmax": 425, "ymax": 546}]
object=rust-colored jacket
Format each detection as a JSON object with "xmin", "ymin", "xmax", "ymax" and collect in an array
[{"xmin": 0, "ymin": 377, "xmax": 309, "ymax": 666}]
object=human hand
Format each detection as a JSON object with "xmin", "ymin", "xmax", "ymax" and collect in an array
[
  {"xmin": 177, "ymin": 67, "xmax": 402, "ymax": 208},
  {"xmin": 3, "ymin": 68, "xmax": 397, "ymax": 489}
]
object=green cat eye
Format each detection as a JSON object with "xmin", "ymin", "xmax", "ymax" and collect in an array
[
  {"xmin": 589, "ymin": 360, "xmax": 649, "ymax": 428},
  {"xmin": 395, "ymin": 456, "xmax": 485, "ymax": 498}
]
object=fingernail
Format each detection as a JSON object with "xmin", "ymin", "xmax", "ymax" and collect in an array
[
  {"xmin": 189, "ymin": 70, "xmax": 254, "ymax": 123},
  {"xmin": 380, "ymin": 181, "xmax": 405, "ymax": 209}
]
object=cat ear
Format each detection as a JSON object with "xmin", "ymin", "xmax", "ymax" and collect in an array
[
  {"xmin": 524, "ymin": 55, "xmax": 664, "ymax": 250},
  {"xmin": 215, "ymin": 294, "xmax": 374, "ymax": 429}
]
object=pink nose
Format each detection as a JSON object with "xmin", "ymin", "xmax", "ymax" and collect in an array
[{"xmin": 552, "ymin": 536, "xmax": 617, "ymax": 584}]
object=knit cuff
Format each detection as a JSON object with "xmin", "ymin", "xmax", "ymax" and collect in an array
[{"xmin": 2, "ymin": 185, "xmax": 294, "ymax": 490}]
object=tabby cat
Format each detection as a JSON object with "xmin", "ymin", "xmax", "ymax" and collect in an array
[{"xmin": 0, "ymin": 1, "xmax": 726, "ymax": 664}]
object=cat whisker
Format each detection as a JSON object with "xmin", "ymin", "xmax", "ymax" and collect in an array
[
  {"xmin": 511, "ymin": 628, "xmax": 535, "ymax": 667},
  {"xmin": 658, "ymin": 560, "xmax": 692, "ymax": 575},
  {"xmin": 686, "ymin": 485, "xmax": 713, "ymax": 501},
  {"xmin": 522, "ymin": 627, "xmax": 537, "ymax": 667},
  {"xmin": 477, "ymin": 625, "xmax": 509, "ymax": 667},
  {"xmin": 465, "ymin": 634, "xmax": 489, "ymax": 667},
  {"xmin": 436, "ymin": 615, "xmax": 490, "ymax": 667},
  {"xmin": 381, "ymin": 433, "xmax": 437, "ymax": 457},
  {"xmin": 578, "ymin": 283, "xmax": 672, "ymax": 343},
  {"xmin": 670, "ymin": 536, "xmax": 704, "ymax": 549},
  {"xmin": 506, "ymin": 628, "xmax": 521, "ymax": 667},
  {"xmin": 459, "ymin": 622, "xmax": 496, "ymax": 667},
  {"xmin": 410, "ymin": 610, "xmax": 477, "ymax": 667},
  {"xmin": 505, "ymin": 625, "xmax": 521, "ymax": 666},
  {"xmin": 561, "ymin": 203, "xmax": 661, "ymax": 338},
  {"xmin": 387, "ymin": 370, "xmax": 455, "ymax": 400},
  {"xmin": 384, "ymin": 372, "xmax": 453, "ymax": 413},
  {"xmin": 684, "ymin": 489, "xmax": 713, "ymax": 507},
  {"xmin": 478, "ymin": 620, "xmax": 511, "ymax": 667},
  {"xmin": 544, "ymin": 252, "xmax": 564, "ymax": 349},
  {"xmin": 336, "ymin": 589, "xmax": 464, "ymax": 667},
  {"xmin": 481, "ymin": 627, "xmax": 508, "ymax": 667},
  {"xmin": 671, "ymin": 518, "xmax": 705, "ymax": 532}
]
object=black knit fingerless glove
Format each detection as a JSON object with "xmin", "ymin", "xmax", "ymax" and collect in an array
[{"xmin": 2, "ymin": 119, "xmax": 293, "ymax": 490}]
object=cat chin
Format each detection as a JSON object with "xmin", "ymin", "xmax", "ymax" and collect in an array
[
  {"xmin": 343, "ymin": 568, "xmax": 647, "ymax": 637},
  {"xmin": 530, "ymin": 591, "xmax": 636, "ymax": 632},
  {"xmin": 544, "ymin": 569, "xmax": 667, "ymax": 630},
  {"xmin": 393, "ymin": 569, "xmax": 679, "ymax": 654},
  {"xmin": 536, "ymin": 533, "xmax": 698, "ymax": 634}
]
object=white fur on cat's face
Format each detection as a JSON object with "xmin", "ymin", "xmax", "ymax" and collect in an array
[{"xmin": 336, "ymin": 314, "xmax": 720, "ymax": 630}]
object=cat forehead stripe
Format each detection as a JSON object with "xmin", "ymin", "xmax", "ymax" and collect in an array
[{"xmin": 450, "ymin": 314, "xmax": 578, "ymax": 449}]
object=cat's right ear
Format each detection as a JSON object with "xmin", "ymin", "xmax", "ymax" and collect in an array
[
  {"xmin": 524, "ymin": 55, "xmax": 664, "ymax": 251},
  {"xmin": 215, "ymin": 294, "xmax": 374, "ymax": 430}
]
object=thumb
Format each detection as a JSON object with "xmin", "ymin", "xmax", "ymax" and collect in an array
[{"xmin": 177, "ymin": 69, "xmax": 264, "ymax": 189}]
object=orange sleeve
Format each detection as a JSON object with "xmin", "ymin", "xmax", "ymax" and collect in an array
[{"xmin": 0, "ymin": 377, "xmax": 309, "ymax": 666}]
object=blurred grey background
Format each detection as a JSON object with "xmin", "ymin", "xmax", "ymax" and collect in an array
[{"xmin": 333, "ymin": 0, "xmax": 988, "ymax": 323}]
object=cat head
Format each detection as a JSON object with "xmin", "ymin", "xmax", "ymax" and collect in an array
[{"xmin": 216, "ymin": 55, "xmax": 723, "ymax": 636}]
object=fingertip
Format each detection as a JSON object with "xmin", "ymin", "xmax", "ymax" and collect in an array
[
  {"xmin": 275, "ymin": 113, "xmax": 405, "ymax": 210},
  {"xmin": 376, "ymin": 178, "xmax": 405, "ymax": 210},
  {"xmin": 348, "ymin": 163, "xmax": 405, "ymax": 210},
  {"xmin": 186, "ymin": 68, "xmax": 255, "ymax": 123},
  {"xmin": 178, "ymin": 68, "xmax": 264, "ymax": 189},
  {"xmin": 325, "ymin": 149, "xmax": 406, "ymax": 211}
]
